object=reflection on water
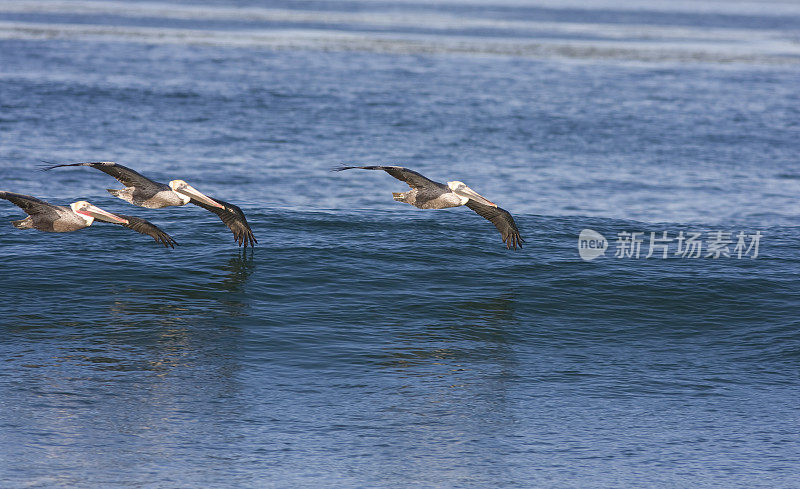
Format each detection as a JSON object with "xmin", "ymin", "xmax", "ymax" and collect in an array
[
  {"xmin": 0, "ymin": 251, "xmax": 256, "ymax": 487},
  {"xmin": 372, "ymin": 290, "xmax": 520, "ymax": 444},
  {"xmin": 217, "ymin": 247, "xmax": 256, "ymax": 293},
  {"xmin": 347, "ymin": 293, "xmax": 522, "ymax": 487},
  {"xmin": 381, "ymin": 292, "xmax": 518, "ymax": 367},
  {"xmin": 1, "ymin": 249, "xmax": 257, "ymax": 385},
  {"xmin": 104, "ymin": 248, "xmax": 256, "ymax": 321}
]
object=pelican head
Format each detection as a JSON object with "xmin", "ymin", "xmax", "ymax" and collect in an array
[
  {"xmin": 447, "ymin": 181, "xmax": 497, "ymax": 207},
  {"xmin": 70, "ymin": 201, "xmax": 129, "ymax": 225},
  {"xmin": 169, "ymin": 180, "xmax": 225, "ymax": 208}
]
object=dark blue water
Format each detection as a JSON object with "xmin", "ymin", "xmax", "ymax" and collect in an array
[{"xmin": 1, "ymin": 1, "xmax": 799, "ymax": 487}]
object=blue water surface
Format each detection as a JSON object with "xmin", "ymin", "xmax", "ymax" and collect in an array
[{"xmin": 1, "ymin": 1, "xmax": 799, "ymax": 487}]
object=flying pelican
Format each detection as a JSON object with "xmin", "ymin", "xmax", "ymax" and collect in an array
[
  {"xmin": 43, "ymin": 161, "xmax": 257, "ymax": 247},
  {"xmin": 334, "ymin": 165, "xmax": 523, "ymax": 249},
  {"xmin": 0, "ymin": 191, "xmax": 178, "ymax": 248}
]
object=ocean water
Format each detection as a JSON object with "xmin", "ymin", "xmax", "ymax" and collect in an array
[{"xmin": 1, "ymin": 1, "xmax": 799, "ymax": 487}]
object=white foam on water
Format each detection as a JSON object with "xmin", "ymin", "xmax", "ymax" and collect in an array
[
  {"xmin": 0, "ymin": 0, "xmax": 797, "ymax": 44},
  {"xmin": 304, "ymin": 0, "xmax": 800, "ymax": 17},
  {"xmin": 1, "ymin": 19, "xmax": 799, "ymax": 64},
  {"xmin": 1, "ymin": 0, "xmax": 799, "ymax": 63}
]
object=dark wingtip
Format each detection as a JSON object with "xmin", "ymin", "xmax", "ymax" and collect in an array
[
  {"xmin": 39, "ymin": 160, "xmax": 102, "ymax": 171},
  {"xmin": 242, "ymin": 232, "xmax": 257, "ymax": 248},
  {"xmin": 331, "ymin": 165, "xmax": 352, "ymax": 172},
  {"xmin": 39, "ymin": 160, "xmax": 61, "ymax": 172},
  {"xmin": 502, "ymin": 232, "xmax": 524, "ymax": 250}
]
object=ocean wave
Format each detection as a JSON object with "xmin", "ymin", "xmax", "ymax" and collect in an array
[
  {"xmin": 0, "ymin": 0, "xmax": 795, "ymax": 42},
  {"xmin": 316, "ymin": 0, "xmax": 800, "ymax": 17},
  {"xmin": 4, "ymin": 0, "xmax": 800, "ymax": 21},
  {"xmin": 0, "ymin": 20, "xmax": 798, "ymax": 64},
  {"xmin": 0, "ymin": 0, "xmax": 799, "ymax": 64}
]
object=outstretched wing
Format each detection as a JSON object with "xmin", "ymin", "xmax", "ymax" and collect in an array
[
  {"xmin": 112, "ymin": 214, "xmax": 178, "ymax": 248},
  {"xmin": 190, "ymin": 198, "xmax": 257, "ymax": 247},
  {"xmin": 334, "ymin": 165, "xmax": 443, "ymax": 189},
  {"xmin": 0, "ymin": 191, "xmax": 58, "ymax": 216},
  {"xmin": 465, "ymin": 200, "xmax": 524, "ymax": 250},
  {"xmin": 42, "ymin": 161, "xmax": 161, "ymax": 189}
]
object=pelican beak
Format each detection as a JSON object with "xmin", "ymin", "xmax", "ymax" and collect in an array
[
  {"xmin": 174, "ymin": 183, "xmax": 225, "ymax": 209},
  {"xmin": 78, "ymin": 204, "xmax": 129, "ymax": 224},
  {"xmin": 458, "ymin": 186, "xmax": 497, "ymax": 207}
]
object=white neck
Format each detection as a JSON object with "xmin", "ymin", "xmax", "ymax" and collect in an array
[{"xmin": 175, "ymin": 190, "xmax": 192, "ymax": 205}]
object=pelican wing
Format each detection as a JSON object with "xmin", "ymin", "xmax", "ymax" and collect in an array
[
  {"xmin": 112, "ymin": 214, "xmax": 178, "ymax": 248},
  {"xmin": 189, "ymin": 198, "xmax": 257, "ymax": 247},
  {"xmin": 465, "ymin": 201, "xmax": 524, "ymax": 250},
  {"xmin": 335, "ymin": 166, "xmax": 441, "ymax": 189},
  {"xmin": 0, "ymin": 191, "xmax": 58, "ymax": 216},
  {"xmin": 43, "ymin": 161, "xmax": 160, "ymax": 189}
]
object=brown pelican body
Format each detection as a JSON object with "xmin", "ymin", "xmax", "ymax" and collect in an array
[
  {"xmin": 0, "ymin": 191, "xmax": 177, "ymax": 247},
  {"xmin": 43, "ymin": 161, "xmax": 257, "ymax": 247},
  {"xmin": 391, "ymin": 187, "xmax": 464, "ymax": 209},
  {"xmin": 334, "ymin": 165, "xmax": 524, "ymax": 249},
  {"xmin": 109, "ymin": 184, "xmax": 186, "ymax": 209}
]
